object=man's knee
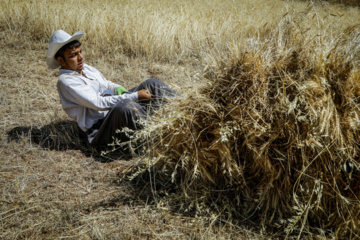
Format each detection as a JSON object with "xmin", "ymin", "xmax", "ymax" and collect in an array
[
  {"xmin": 112, "ymin": 100, "xmax": 138, "ymax": 116},
  {"xmin": 143, "ymin": 78, "xmax": 163, "ymax": 87}
]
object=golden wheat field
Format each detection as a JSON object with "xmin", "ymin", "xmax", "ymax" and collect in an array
[{"xmin": 1, "ymin": 0, "xmax": 360, "ymax": 239}]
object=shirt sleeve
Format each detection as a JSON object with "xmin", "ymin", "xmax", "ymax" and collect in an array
[{"xmin": 58, "ymin": 77, "xmax": 138, "ymax": 111}]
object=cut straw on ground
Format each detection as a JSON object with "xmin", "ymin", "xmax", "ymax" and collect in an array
[{"xmin": 1, "ymin": 0, "xmax": 360, "ymax": 239}]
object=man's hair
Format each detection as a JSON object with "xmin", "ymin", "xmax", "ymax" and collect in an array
[{"xmin": 54, "ymin": 40, "xmax": 81, "ymax": 60}]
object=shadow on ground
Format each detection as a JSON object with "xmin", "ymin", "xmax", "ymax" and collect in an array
[
  {"xmin": 7, "ymin": 120, "xmax": 133, "ymax": 162},
  {"xmin": 7, "ymin": 120, "xmax": 89, "ymax": 150}
]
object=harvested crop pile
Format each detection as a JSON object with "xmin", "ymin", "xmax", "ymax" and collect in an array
[{"xmin": 121, "ymin": 16, "xmax": 360, "ymax": 238}]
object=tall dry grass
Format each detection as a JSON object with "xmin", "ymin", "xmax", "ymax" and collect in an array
[
  {"xmin": 4, "ymin": 0, "xmax": 354, "ymax": 62},
  {"xmin": 1, "ymin": 0, "xmax": 360, "ymax": 239},
  {"xmin": 1, "ymin": 0, "xmax": 358, "ymax": 66},
  {"xmin": 303, "ymin": 0, "xmax": 360, "ymax": 7}
]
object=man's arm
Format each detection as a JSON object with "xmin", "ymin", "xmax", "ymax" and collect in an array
[{"xmin": 58, "ymin": 77, "xmax": 138, "ymax": 111}]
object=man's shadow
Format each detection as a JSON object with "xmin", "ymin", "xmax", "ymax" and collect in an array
[
  {"xmin": 7, "ymin": 120, "xmax": 134, "ymax": 162},
  {"xmin": 7, "ymin": 120, "xmax": 91, "ymax": 152}
]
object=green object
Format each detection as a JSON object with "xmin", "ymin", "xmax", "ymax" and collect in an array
[{"xmin": 116, "ymin": 86, "xmax": 128, "ymax": 95}]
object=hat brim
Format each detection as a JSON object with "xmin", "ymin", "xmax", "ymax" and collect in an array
[{"xmin": 46, "ymin": 31, "xmax": 84, "ymax": 69}]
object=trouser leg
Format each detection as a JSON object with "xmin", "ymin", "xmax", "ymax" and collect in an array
[
  {"xmin": 90, "ymin": 98, "xmax": 147, "ymax": 148},
  {"xmin": 129, "ymin": 78, "xmax": 178, "ymax": 109}
]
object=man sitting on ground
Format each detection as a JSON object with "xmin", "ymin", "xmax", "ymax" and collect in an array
[{"xmin": 46, "ymin": 30, "xmax": 176, "ymax": 154}]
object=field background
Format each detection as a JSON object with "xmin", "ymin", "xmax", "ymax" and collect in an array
[{"xmin": 1, "ymin": 0, "xmax": 360, "ymax": 239}]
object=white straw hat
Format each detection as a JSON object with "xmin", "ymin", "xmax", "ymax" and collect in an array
[{"xmin": 46, "ymin": 30, "xmax": 84, "ymax": 69}]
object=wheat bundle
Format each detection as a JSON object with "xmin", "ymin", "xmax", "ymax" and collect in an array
[{"xmin": 122, "ymin": 16, "xmax": 360, "ymax": 238}]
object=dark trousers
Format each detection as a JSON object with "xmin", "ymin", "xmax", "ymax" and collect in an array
[{"xmin": 90, "ymin": 78, "xmax": 177, "ymax": 150}]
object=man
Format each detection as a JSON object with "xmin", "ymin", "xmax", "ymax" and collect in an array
[{"xmin": 46, "ymin": 30, "xmax": 176, "ymax": 153}]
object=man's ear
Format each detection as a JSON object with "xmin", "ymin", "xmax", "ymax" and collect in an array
[{"xmin": 57, "ymin": 57, "xmax": 66, "ymax": 67}]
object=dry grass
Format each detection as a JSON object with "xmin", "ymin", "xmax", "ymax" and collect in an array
[
  {"xmin": 303, "ymin": 0, "xmax": 360, "ymax": 7},
  {"xmin": 1, "ymin": 0, "xmax": 360, "ymax": 239}
]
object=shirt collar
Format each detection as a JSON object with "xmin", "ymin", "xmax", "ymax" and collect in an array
[{"xmin": 59, "ymin": 64, "xmax": 88, "ymax": 76}]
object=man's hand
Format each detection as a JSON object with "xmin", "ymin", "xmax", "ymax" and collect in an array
[{"xmin": 138, "ymin": 89, "xmax": 152, "ymax": 101}]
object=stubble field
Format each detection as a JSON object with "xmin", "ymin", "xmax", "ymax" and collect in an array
[{"xmin": 1, "ymin": 0, "xmax": 360, "ymax": 239}]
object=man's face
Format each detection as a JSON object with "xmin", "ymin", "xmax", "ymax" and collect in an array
[{"xmin": 58, "ymin": 46, "xmax": 84, "ymax": 74}]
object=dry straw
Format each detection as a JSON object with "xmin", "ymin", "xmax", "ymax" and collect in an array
[
  {"xmin": 122, "ymin": 9, "xmax": 360, "ymax": 239},
  {"xmin": 2, "ymin": 0, "xmax": 360, "ymax": 238}
]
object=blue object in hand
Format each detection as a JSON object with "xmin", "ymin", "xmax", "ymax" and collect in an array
[{"xmin": 101, "ymin": 90, "xmax": 114, "ymax": 97}]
